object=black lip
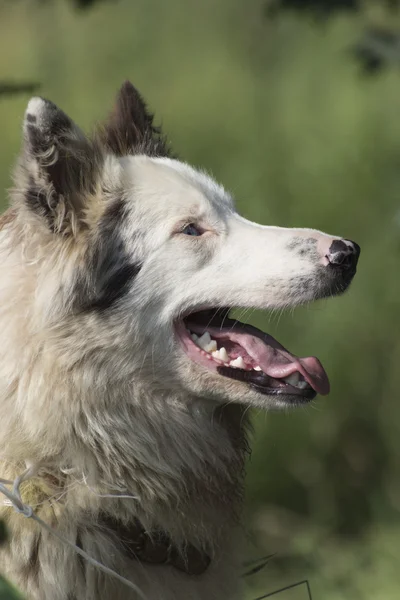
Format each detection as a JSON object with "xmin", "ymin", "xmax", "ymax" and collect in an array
[
  {"xmin": 183, "ymin": 307, "xmax": 231, "ymax": 326},
  {"xmin": 217, "ymin": 366, "xmax": 317, "ymax": 403},
  {"xmin": 249, "ymin": 384, "xmax": 317, "ymax": 402}
]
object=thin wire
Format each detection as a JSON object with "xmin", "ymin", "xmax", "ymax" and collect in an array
[
  {"xmin": 242, "ymin": 553, "xmax": 276, "ymax": 577},
  {"xmin": 0, "ymin": 474, "xmax": 146, "ymax": 599},
  {"xmin": 253, "ymin": 579, "xmax": 312, "ymax": 600}
]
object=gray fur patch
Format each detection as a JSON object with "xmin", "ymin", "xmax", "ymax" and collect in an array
[{"xmin": 287, "ymin": 236, "xmax": 319, "ymax": 260}]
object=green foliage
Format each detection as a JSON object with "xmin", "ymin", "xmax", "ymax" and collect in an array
[
  {"xmin": 0, "ymin": 1, "xmax": 400, "ymax": 598},
  {"xmin": 0, "ymin": 522, "xmax": 22, "ymax": 599},
  {"xmin": 0, "ymin": 578, "xmax": 23, "ymax": 600}
]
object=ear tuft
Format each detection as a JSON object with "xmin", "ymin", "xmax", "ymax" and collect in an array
[{"xmin": 101, "ymin": 80, "xmax": 172, "ymax": 158}]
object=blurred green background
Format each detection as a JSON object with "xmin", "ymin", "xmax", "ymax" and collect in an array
[{"xmin": 1, "ymin": 0, "xmax": 400, "ymax": 598}]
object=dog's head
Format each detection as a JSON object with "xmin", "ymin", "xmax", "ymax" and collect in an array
[{"xmin": 7, "ymin": 81, "xmax": 360, "ymax": 424}]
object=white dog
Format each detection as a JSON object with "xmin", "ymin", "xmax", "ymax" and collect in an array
[{"xmin": 0, "ymin": 82, "xmax": 360, "ymax": 600}]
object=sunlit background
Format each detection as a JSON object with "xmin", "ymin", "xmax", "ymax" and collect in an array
[{"xmin": 1, "ymin": 1, "xmax": 400, "ymax": 598}]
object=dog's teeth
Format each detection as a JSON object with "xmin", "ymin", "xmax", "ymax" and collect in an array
[
  {"xmin": 283, "ymin": 372, "xmax": 310, "ymax": 390},
  {"xmin": 297, "ymin": 380, "xmax": 308, "ymax": 390},
  {"xmin": 229, "ymin": 356, "xmax": 246, "ymax": 369},
  {"xmin": 284, "ymin": 372, "xmax": 300, "ymax": 386},
  {"xmin": 191, "ymin": 333, "xmax": 199, "ymax": 342},
  {"xmin": 204, "ymin": 340, "xmax": 217, "ymax": 353},
  {"xmin": 212, "ymin": 348, "xmax": 229, "ymax": 364},
  {"xmin": 218, "ymin": 347, "xmax": 229, "ymax": 363},
  {"xmin": 253, "ymin": 366, "xmax": 262, "ymax": 371},
  {"xmin": 197, "ymin": 332, "xmax": 212, "ymax": 350}
]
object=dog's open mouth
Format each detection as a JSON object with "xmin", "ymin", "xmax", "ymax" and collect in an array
[{"xmin": 176, "ymin": 309, "xmax": 330, "ymax": 402}]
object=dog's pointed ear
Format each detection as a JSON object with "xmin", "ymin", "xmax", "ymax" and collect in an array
[
  {"xmin": 101, "ymin": 80, "xmax": 171, "ymax": 157},
  {"xmin": 16, "ymin": 97, "xmax": 103, "ymax": 234}
]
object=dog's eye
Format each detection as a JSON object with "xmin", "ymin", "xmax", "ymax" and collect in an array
[{"xmin": 182, "ymin": 223, "xmax": 202, "ymax": 237}]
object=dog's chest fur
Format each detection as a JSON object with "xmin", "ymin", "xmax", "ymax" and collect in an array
[{"xmin": 1, "ymin": 400, "xmax": 248, "ymax": 600}]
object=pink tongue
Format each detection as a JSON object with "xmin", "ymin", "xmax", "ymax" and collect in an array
[
  {"xmin": 205, "ymin": 326, "xmax": 330, "ymax": 396},
  {"xmin": 260, "ymin": 351, "xmax": 330, "ymax": 395}
]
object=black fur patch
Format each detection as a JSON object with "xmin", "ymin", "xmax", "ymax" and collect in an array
[
  {"xmin": 97, "ymin": 513, "xmax": 211, "ymax": 576},
  {"xmin": 19, "ymin": 532, "xmax": 41, "ymax": 585},
  {"xmin": 75, "ymin": 530, "xmax": 86, "ymax": 582},
  {"xmin": 28, "ymin": 533, "xmax": 41, "ymax": 582},
  {"xmin": 100, "ymin": 195, "xmax": 127, "ymax": 230},
  {"xmin": 26, "ymin": 178, "xmax": 56, "ymax": 231},
  {"xmin": 84, "ymin": 258, "xmax": 140, "ymax": 312},
  {"xmin": 73, "ymin": 199, "xmax": 141, "ymax": 313}
]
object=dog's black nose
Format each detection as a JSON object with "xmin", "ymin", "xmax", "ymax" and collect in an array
[{"xmin": 327, "ymin": 239, "xmax": 360, "ymax": 271}]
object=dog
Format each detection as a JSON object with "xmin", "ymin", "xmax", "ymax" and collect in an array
[{"xmin": 0, "ymin": 82, "xmax": 360, "ymax": 600}]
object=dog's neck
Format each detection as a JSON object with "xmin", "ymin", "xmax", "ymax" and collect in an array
[
  {"xmin": 2, "ymin": 386, "xmax": 250, "ymax": 547},
  {"xmin": 73, "ymin": 388, "xmax": 249, "ymax": 531}
]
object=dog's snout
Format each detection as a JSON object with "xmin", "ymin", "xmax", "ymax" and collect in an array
[{"xmin": 326, "ymin": 239, "xmax": 360, "ymax": 271}]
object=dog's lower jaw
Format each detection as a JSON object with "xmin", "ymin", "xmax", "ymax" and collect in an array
[{"xmin": 0, "ymin": 397, "xmax": 248, "ymax": 600}]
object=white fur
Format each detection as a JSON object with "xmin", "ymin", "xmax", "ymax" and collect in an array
[{"xmin": 0, "ymin": 98, "xmax": 352, "ymax": 600}]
